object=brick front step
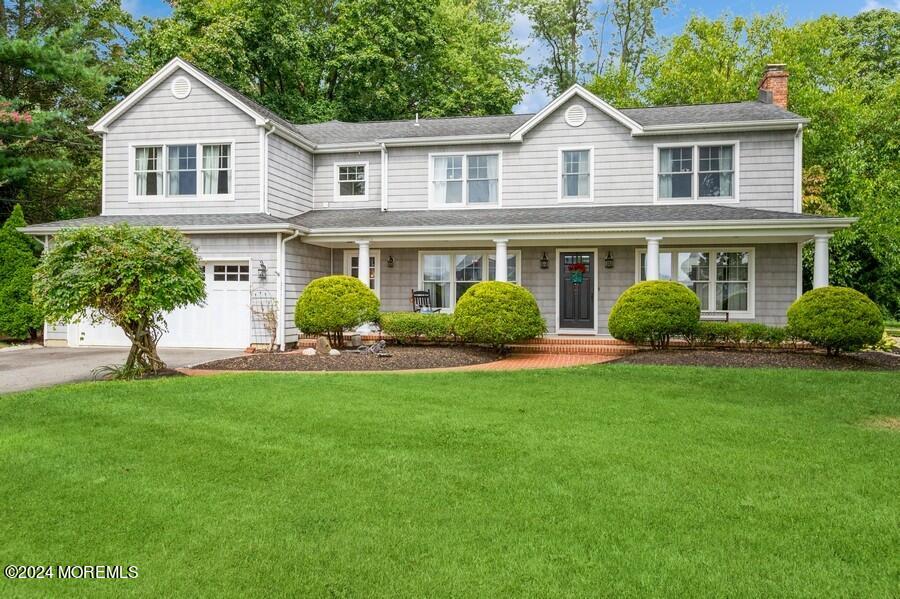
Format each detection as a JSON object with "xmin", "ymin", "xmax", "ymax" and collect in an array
[{"xmin": 507, "ymin": 344, "xmax": 639, "ymax": 356}]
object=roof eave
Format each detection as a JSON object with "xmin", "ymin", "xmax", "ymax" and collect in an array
[
  {"xmin": 20, "ymin": 223, "xmax": 306, "ymax": 236},
  {"xmin": 300, "ymin": 217, "xmax": 857, "ymax": 238},
  {"xmin": 633, "ymin": 118, "xmax": 810, "ymax": 136}
]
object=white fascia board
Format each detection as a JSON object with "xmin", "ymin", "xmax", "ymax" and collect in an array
[
  {"xmin": 90, "ymin": 57, "xmax": 271, "ymax": 133},
  {"xmin": 300, "ymin": 217, "xmax": 857, "ymax": 239},
  {"xmin": 268, "ymin": 122, "xmax": 315, "ymax": 152},
  {"xmin": 633, "ymin": 119, "xmax": 810, "ymax": 136},
  {"xmin": 511, "ymin": 84, "xmax": 644, "ymax": 140}
]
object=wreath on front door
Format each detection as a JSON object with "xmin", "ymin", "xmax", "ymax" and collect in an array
[{"xmin": 567, "ymin": 262, "xmax": 587, "ymax": 285}]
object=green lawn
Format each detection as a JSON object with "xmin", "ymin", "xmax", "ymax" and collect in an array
[{"xmin": 2, "ymin": 366, "xmax": 898, "ymax": 597}]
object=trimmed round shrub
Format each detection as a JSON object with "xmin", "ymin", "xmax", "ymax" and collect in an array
[
  {"xmin": 380, "ymin": 312, "xmax": 455, "ymax": 344},
  {"xmin": 294, "ymin": 275, "xmax": 379, "ymax": 346},
  {"xmin": 608, "ymin": 281, "xmax": 700, "ymax": 349},
  {"xmin": 453, "ymin": 281, "xmax": 546, "ymax": 349},
  {"xmin": 787, "ymin": 286, "xmax": 883, "ymax": 355}
]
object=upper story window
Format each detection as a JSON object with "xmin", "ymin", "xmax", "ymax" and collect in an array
[
  {"xmin": 430, "ymin": 153, "xmax": 499, "ymax": 207},
  {"xmin": 132, "ymin": 142, "xmax": 232, "ymax": 200},
  {"xmin": 559, "ymin": 148, "xmax": 592, "ymax": 202},
  {"xmin": 335, "ymin": 162, "xmax": 367, "ymax": 200},
  {"xmin": 656, "ymin": 142, "xmax": 737, "ymax": 202}
]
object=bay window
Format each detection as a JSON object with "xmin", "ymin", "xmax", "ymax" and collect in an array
[
  {"xmin": 656, "ymin": 142, "xmax": 737, "ymax": 201},
  {"xmin": 431, "ymin": 153, "xmax": 499, "ymax": 206},
  {"xmin": 638, "ymin": 248, "xmax": 752, "ymax": 315},
  {"xmin": 132, "ymin": 142, "xmax": 232, "ymax": 199},
  {"xmin": 420, "ymin": 251, "xmax": 520, "ymax": 310}
]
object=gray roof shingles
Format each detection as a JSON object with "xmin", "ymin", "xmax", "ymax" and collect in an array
[
  {"xmin": 23, "ymin": 205, "xmax": 841, "ymax": 233},
  {"xmin": 183, "ymin": 60, "xmax": 804, "ymax": 145},
  {"xmin": 23, "ymin": 213, "xmax": 287, "ymax": 231},
  {"xmin": 290, "ymin": 205, "xmax": 833, "ymax": 230}
]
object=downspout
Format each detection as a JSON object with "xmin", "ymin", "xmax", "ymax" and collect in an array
[
  {"xmin": 380, "ymin": 142, "xmax": 388, "ymax": 211},
  {"xmin": 793, "ymin": 123, "xmax": 803, "ymax": 214},
  {"xmin": 278, "ymin": 229, "xmax": 302, "ymax": 351},
  {"xmin": 261, "ymin": 122, "xmax": 276, "ymax": 215}
]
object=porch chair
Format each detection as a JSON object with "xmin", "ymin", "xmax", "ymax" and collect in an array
[{"xmin": 411, "ymin": 289, "xmax": 433, "ymax": 313}]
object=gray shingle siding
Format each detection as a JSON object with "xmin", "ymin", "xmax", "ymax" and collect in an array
[
  {"xmin": 104, "ymin": 70, "xmax": 263, "ymax": 216},
  {"xmin": 267, "ymin": 133, "xmax": 313, "ymax": 217}
]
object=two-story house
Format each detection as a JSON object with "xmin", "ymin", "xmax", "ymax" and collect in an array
[{"xmin": 24, "ymin": 58, "xmax": 854, "ymax": 350}]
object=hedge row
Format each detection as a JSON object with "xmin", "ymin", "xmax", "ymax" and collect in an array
[
  {"xmin": 379, "ymin": 312, "xmax": 456, "ymax": 344},
  {"xmin": 687, "ymin": 322, "xmax": 791, "ymax": 349}
]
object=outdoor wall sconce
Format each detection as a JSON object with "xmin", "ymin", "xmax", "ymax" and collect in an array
[
  {"xmin": 257, "ymin": 260, "xmax": 268, "ymax": 281},
  {"xmin": 604, "ymin": 251, "xmax": 614, "ymax": 269},
  {"xmin": 387, "ymin": 255, "xmax": 395, "ymax": 268},
  {"xmin": 539, "ymin": 252, "xmax": 549, "ymax": 269}
]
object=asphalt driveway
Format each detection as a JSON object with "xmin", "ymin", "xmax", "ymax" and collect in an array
[{"xmin": 0, "ymin": 346, "xmax": 243, "ymax": 394}]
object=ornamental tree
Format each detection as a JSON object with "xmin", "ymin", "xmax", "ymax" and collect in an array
[
  {"xmin": 33, "ymin": 225, "xmax": 206, "ymax": 375},
  {"xmin": 0, "ymin": 205, "xmax": 43, "ymax": 340}
]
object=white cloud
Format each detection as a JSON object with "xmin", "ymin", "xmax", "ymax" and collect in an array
[{"xmin": 860, "ymin": 0, "xmax": 900, "ymax": 12}]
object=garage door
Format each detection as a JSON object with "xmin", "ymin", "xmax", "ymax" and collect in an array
[{"xmin": 72, "ymin": 262, "xmax": 252, "ymax": 349}]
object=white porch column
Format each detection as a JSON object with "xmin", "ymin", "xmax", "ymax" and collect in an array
[
  {"xmin": 355, "ymin": 240, "xmax": 370, "ymax": 287},
  {"xmin": 493, "ymin": 239, "xmax": 509, "ymax": 282},
  {"xmin": 645, "ymin": 237, "xmax": 662, "ymax": 280},
  {"xmin": 813, "ymin": 234, "xmax": 832, "ymax": 289}
]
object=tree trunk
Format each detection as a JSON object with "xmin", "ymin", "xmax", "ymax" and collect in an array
[{"xmin": 121, "ymin": 320, "xmax": 166, "ymax": 374}]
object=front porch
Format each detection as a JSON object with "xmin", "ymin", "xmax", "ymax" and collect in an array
[{"xmin": 322, "ymin": 238, "xmax": 829, "ymax": 336}]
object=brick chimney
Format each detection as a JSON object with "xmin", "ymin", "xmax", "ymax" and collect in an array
[{"xmin": 758, "ymin": 64, "xmax": 788, "ymax": 109}]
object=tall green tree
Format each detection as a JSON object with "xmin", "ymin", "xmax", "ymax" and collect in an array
[
  {"xmin": 0, "ymin": 0, "xmax": 133, "ymax": 224},
  {"xmin": 519, "ymin": 0, "xmax": 669, "ymax": 100},
  {"xmin": 127, "ymin": 0, "xmax": 526, "ymax": 122},
  {"xmin": 0, "ymin": 204, "xmax": 42, "ymax": 340}
]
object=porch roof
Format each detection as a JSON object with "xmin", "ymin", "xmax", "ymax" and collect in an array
[
  {"xmin": 20, "ymin": 213, "xmax": 294, "ymax": 235},
  {"xmin": 290, "ymin": 205, "xmax": 852, "ymax": 233}
]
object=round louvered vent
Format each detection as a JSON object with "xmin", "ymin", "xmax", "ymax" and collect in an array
[
  {"xmin": 565, "ymin": 104, "xmax": 587, "ymax": 127},
  {"xmin": 171, "ymin": 76, "xmax": 192, "ymax": 99}
]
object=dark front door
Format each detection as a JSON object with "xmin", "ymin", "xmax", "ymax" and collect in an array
[{"xmin": 559, "ymin": 252, "xmax": 595, "ymax": 330}]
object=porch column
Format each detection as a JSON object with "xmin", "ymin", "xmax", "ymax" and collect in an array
[
  {"xmin": 645, "ymin": 237, "xmax": 662, "ymax": 280},
  {"xmin": 493, "ymin": 239, "xmax": 509, "ymax": 282},
  {"xmin": 813, "ymin": 234, "xmax": 831, "ymax": 288},
  {"xmin": 355, "ymin": 240, "xmax": 370, "ymax": 287}
]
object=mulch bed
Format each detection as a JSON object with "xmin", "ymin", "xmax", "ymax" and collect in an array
[
  {"xmin": 614, "ymin": 349, "xmax": 900, "ymax": 371},
  {"xmin": 195, "ymin": 346, "xmax": 498, "ymax": 372}
]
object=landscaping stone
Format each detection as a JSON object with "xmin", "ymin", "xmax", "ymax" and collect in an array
[
  {"xmin": 301, "ymin": 347, "xmax": 317, "ymax": 356},
  {"xmin": 316, "ymin": 336, "xmax": 332, "ymax": 354},
  {"xmin": 329, "ymin": 349, "xmax": 341, "ymax": 356}
]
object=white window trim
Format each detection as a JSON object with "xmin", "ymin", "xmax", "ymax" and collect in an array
[
  {"xmin": 427, "ymin": 152, "xmax": 503, "ymax": 209},
  {"xmin": 557, "ymin": 146, "xmax": 594, "ymax": 203},
  {"xmin": 128, "ymin": 140, "xmax": 235, "ymax": 202},
  {"xmin": 417, "ymin": 250, "xmax": 522, "ymax": 311},
  {"xmin": 333, "ymin": 161, "xmax": 369, "ymax": 202},
  {"xmin": 344, "ymin": 249, "xmax": 381, "ymax": 297},
  {"xmin": 633, "ymin": 247, "xmax": 755, "ymax": 319},
  {"xmin": 652, "ymin": 140, "xmax": 740, "ymax": 204}
]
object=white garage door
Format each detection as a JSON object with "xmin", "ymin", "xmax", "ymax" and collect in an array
[{"xmin": 72, "ymin": 262, "xmax": 251, "ymax": 349}]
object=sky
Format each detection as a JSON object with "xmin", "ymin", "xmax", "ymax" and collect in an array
[{"xmin": 123, "ymin": 0, "xmax": 897, "ymax": 113}]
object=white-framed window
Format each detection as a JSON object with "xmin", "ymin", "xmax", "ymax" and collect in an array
[
  {"xmin": 134, "ymin": 146, "xmax": 163, "ymax": 196},
  {"xmin": 131, "ymin": 142, "xmax": 233, "ymax": 200},
  {"xmin": 202, "ymin": 144, "xmax": 231, "ymax": 195},
  {"xmin": 430, "ymin": 153, "xmax": 500, "ymax": 207},
  {"xmin": 558, "ymin": 147, "xmax": 593, "ymax": 202},
  {"xmin": 654, "ymin": 141, "xmax": 738, "ymax": 202},
  {"xmin": 419, "ymin": 250, "xmax": 521, "ymax": 311},
  {"xmin": 636, "ymin": 248, "xmax": 754, "ymax": 316},
  {"xmin": 334, "ymin": 162, "xmax": 368, "ymax": 200},
  {"xmin": 344, "ymin": 250, "xmax": 380, "ymax": 297}
]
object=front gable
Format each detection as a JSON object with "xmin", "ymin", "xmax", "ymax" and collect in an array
[{"xmin": 511, "ymin": 85, "xmax": 643, "ymax": 141}]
